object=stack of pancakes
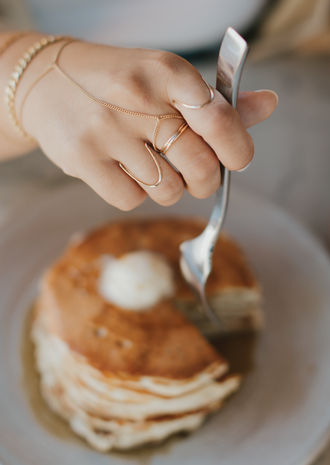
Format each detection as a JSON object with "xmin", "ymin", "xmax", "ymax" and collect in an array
[{"xmin": 32, "ymin": 218, "xmax": 262, "ymax": 451}]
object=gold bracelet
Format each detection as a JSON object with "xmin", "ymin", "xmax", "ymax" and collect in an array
[
  {"xmin": 0, "ymin": 32, "xmax": 35, "ymax": 145},
  {"xmin": 4, "ymin": 35, "xmax": 71, "ymax": 140},
  {"xmin": 0, "ymin": 32, "xmax": 31, "ymax": 58}
]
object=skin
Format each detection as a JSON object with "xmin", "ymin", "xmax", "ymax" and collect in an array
[{"xmin": 0, "ymin": 32, "xmax": 278, "ymax": 211}]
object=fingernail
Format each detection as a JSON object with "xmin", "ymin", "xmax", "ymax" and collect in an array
[
  {"xmin": 237, "ymin": 161, "xmax": 251, "ymax": 172},
  {"xmin": 255, "ymin": 89, "xmax": 279, "ymax": 106}
]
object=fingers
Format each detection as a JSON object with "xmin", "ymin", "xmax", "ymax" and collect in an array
[
  {"xmin": 85, "ymin": 120, "xmax": 217, "ymax": 207},
  {"xmin": 167, "ymin": 65, "xmax": 278, "ymax": 171},
  {"xmin": 144, "ymin": 152, "xmax": 185, "ymax": 206},
  {"xmin": 168, "ymin": 76, "xmax": 253, "ymax": 170},
  {"xmin": 178, "ymin": 90, "xmax": 254, "ymax": 170},
  {"xmin": 154, "ymin": 118, "xmax": 221, "ymax": 199},
  {"xmin": 50, "ymin": 49, "xmax": 279, "ymax": 210},
  {"xmin": 237, "ymin": 90, "xmax": 279, "ymax": 128},
  {"xmin": 144, "ymin": 88, "xmax": 278, "ymax": 197},
  {"xmin": 116, "ymin": 140, "xmax": 185, "ymax": 206},
  {"xmin": 65, "ymin": 81, "xmax": 278, "ymax": 209},
  {"xmin": 76, "ymin": 156, "xmax": 147, "ymax": 211}
]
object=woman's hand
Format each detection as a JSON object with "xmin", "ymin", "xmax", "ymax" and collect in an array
[{"xmin": 20, "ymin": 40, "xmax": 278, "ymax": 210}]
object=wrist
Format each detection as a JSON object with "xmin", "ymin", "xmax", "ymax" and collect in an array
[{"xmin": 1, "ymin": 33, "xmax": 71, "ymax": 144}]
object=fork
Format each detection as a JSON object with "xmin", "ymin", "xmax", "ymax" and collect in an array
[{"xmin": 179, "ymin": 27, "xmax": 249, "ymax": 328}]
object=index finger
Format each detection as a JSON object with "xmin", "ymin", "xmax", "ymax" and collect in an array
[{"xmin": 168, "ymin": 71, "xmax": 254, "ymax": 171}]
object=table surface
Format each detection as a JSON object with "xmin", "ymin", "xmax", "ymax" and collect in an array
[{"xmin": 0, "ymin": 53, "xmax": 330, "ymax": 464}]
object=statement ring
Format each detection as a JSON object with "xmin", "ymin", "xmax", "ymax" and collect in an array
[
  {"xmin": 120, "ymin": 121, "xmax": 188, "ymax": 188},
  {"xmin": 119, "ymin": 143, "xmax": 162, "ymax": 188}
]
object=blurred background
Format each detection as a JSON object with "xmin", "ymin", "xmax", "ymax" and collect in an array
[
  {"xmin": 0, "ymin": 1, "xmax": 330, "ymax": 462},
  {"xmin": 0, "ymin": 0, "xmax": 329, "ymax": 245}
]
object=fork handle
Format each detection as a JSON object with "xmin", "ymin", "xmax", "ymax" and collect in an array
[
  {"xmin": 201, "ymin": 28, "xmax": 248, "ymax": 262},
  {"xmin": 204, "ymin": 167, "xmax": 231, "ymax": 249}
]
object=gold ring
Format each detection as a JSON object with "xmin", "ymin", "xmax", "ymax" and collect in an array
[
  {"xmin": 159, "ymin": 122, "xmax": 188, "ymax": 155},
  {"xmin": 172, "ymin": 77, "xmax": 214, "ymax": 110},
  {"xmin": 119, "ymin": 143, "xmax": 162, "ymax": 188}
]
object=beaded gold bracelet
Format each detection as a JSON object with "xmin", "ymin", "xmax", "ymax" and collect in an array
[
  {"xmin": 4, "ymin": 35, "xmax": 71, "ymax": 140},
  {"xmin": 0, "ymin": 32, "xmax": 33, "ymax": 145}
]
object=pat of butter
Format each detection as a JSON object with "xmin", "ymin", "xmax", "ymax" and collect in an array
[{"xmin": 99, "ymin": 251, "xmax": 175, "ymax": 311}]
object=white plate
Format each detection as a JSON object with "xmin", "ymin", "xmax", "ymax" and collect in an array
[{"xmin": 1, "ymin": 182, "xmax": 330, "ymax": 465}]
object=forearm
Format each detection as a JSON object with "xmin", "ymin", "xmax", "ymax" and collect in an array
[{"xmin": 0, "ymin": 31, "xmax": 44, "ymax": 161}]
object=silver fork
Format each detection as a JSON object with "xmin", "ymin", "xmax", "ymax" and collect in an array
[{"xmin": 179, "ymin": 27, "xmax": 249, "ymax": 328}]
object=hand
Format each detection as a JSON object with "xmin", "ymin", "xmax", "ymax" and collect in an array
[{"xmin": 21, "ymin": 41, "xmax": 278, "ymax": 210}]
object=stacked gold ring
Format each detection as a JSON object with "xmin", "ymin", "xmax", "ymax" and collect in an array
[{"xmin": 158, "ymin": 122, "xmax": 188, "ymax": 155}]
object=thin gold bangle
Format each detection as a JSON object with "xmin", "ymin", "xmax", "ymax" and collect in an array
[
  {"xmin": 4, "ymin": 35, "xmax": 71, "ymax": 140},
  {"xmin": 0, "ymin": 32, "xmax": 32, "ymax": 58}
]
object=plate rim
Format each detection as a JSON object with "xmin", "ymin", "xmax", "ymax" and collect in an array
[{"xmin": 1, "ymin": 182, "xmax": 330, "ymax": 465}]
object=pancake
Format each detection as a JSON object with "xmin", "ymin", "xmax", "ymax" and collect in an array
[
  {"xmin": 32, "ymin": 217, "xmax": 261, "ymax": 451},
  {"xmin": 52, "ymin": 217, "xmax": 263, "ymax": 337}
]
